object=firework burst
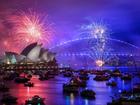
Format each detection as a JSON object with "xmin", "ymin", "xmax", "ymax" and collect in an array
[
  {"xmin": 81, "ymin": 21, "xmax": 113, "ymax": 68},
  {"xmin": 10, "ymin": 10, "xmax": 53, "ymax": 49},
  {"xmin": 89, "ymin": 23, "xmax": 108, "ymax": 39}
]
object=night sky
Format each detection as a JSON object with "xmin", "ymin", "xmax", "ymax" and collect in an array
[{"xmin": 0, "ymin": 0, "xmax": 140, "ymax": 54}]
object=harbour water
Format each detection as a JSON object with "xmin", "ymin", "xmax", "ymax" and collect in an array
[{"xmin": 1, "ymin": 68, "xmax": 139, "ymax": 105}]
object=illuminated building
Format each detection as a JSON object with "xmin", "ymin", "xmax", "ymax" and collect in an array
[{"xmin": 0, "ymin": 42, "xmax": 58, "ymax": 71}]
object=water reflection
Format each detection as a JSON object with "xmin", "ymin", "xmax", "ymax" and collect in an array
[
  {"xmin": 84, "ymin": 99, "xmax": 89, "ymax": 105},
  {"xmin": 70, "ymin": 93, "xmax": 74, "ymax": 105},
  {"xmin": 2, "ymin": 74, "xmax": 140, "ymax": 105}
]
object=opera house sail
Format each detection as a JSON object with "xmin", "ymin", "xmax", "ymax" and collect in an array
[{"xmin": 0, "ymin": 42, "xmax": 58, "ymax": 72}]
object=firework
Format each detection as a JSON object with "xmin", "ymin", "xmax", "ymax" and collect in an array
[
  {"xmin": 10, "ymin": 10, "xmax": 53, "ymax": 49},
  {"xmin": 90, "ymin": 23, "xmax": 108, "ymax": 39},
  {"xmin": 82, "ymin": 21, "xmax": 112, "ymax": 69},
  {"xmin": 95, "ymin": 59, "xmax": 105, "ymax": 67}
]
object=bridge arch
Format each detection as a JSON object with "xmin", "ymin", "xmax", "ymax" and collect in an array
[{"xmin": 48, "ymin": 36, "xmax": 140, "ymax": 69}]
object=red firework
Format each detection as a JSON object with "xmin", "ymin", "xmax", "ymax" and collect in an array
[{"xmin": 9, "ymin": 10, "xmax": 53, "ymax": 50}]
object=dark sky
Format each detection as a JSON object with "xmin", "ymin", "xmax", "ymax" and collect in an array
[{"xmin": 0, "ymin": 0, "xmax": 140, "ymax": 52}]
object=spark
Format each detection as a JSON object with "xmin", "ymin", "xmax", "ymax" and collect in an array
[
  {"xmin": 82, "ymin": 21, "xmax": 112, "ymax": 69},
  {"xmin": 91, "ymin": 23, "xmax": 107, "ymax": 39},
  {"xmin": 80, "ymin": 21, "xmax": 110, "ymax": 39},
  {"xmin": 95, "ymin": 60, "xmax": 105, "ymax": 67},
  {"xmin": 9, "ymin": 10, "xmax": 53, "ymax": 49}
]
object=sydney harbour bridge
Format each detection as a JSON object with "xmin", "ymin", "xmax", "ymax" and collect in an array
[{"xmin": 49, "ymin": 36, "xmax": 140, "ymax": 70}]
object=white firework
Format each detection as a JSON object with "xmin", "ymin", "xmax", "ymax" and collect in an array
[{"xmin": 85, "ymin": 22, "xmax": 111, "ymax": 68}]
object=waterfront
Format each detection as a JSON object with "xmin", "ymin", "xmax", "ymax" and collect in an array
[{"xmin": 0, "ymin": 68, "xmax": 139, "ymax": 105}]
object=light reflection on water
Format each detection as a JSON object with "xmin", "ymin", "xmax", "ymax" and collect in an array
[{"xmin": 1, "ymin": 73, "xmax": 140, "ymax": 105}]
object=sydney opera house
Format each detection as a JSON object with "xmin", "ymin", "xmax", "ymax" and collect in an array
[{"xmin": 0, "ymin": 42, "xmax": 58, "ymax": 71}]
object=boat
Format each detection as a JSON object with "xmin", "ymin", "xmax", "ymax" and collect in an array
[
  {"xmin": 24, "ymin": 82, "xmax": 34, "ymax": 87},
  {"xmin": 121, "ymin": 90, "xmax": 132, "ymax": 96},
  {"xmin": 0, "ymin": 83, "xmax": 9, "ymax": 92},
  {"xmin": 44, "ymin": 72, "xmax": 55, "ymax": 79},
  {"xmin": 4, "ymin": 72, "xmax": 19, "ymax": 81},
  {"xmin": 107, "ymin": 96, "xmax": 140, "ymax": 105},
  {"xmin": 27, "ymin": 74, "xmax": 32, "ymax": 78},
  {"xmin": 78, "ymin": 80, "xmax": 87, "ymax": 87},
  {"xmin": 111, "ymin": 69, "xmax": 122, "ymax": 77},
  {"xmin": 70, "ymin": 77, "xmax": 87, "ymax": 87},
  {"xmin": 104, "ymin": 69, "xmax": 112, "ymax": 74},
  {"xmin": 25, "ymin": 95, "xmax": 45, "ymax": 105},
  {"xmin": 107, "ymin": 100, "xmax": 121, "ymax": 105},
  {"xmin": 121, "ymin": 73, "xmax": 132, "ymax": 80},
  {"xmin": 80, "ymin": 89, "xmax": 96, "ymax": 99},
  {"xmin": 106, "ymin": 81, "xmax": 117, "ymax": 87},
  {"xmin": 108, "ymin": 92, "xmax": 140, "ymax": 105},
  {"xmin": 14, "ymin": 77, "xmax": 30, "ymax": 83},
  {"xmin": 63, "ymin": 83, "xmax": 79, "ymax": 93},
  {"xmin": 48, "ymin": 75, "xmax": 55, "ymax": 79},
  {"xmin": 39, "ymin": 74, "xmax": 49, "ymax": 81},
  {"xmin": 94, "ymin": 75, "xmax": 111, "ymax": 81},
  {"xmin": 1, "ymin": 94, "xmax": 17, "ymax": 104},
  {"xmin": 91, "ymin": 70, "xmax": 105, "ymax": 75},
  {"xmin": 79, "ymin": 75, "xmax": 89, "ymax": 81},
  {"xmin": 63, "ymin": 72, "xmax": 73, "ymax": 77},
  {"xmin": 79, "ymin": 70, "xmax": 88, "ymax": 76},
  {"xmin": 133, "ymin": 83, "xmax": 140, "ymax": 93}
]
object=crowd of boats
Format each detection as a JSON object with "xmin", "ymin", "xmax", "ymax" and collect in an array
[
  {"xmin": 0, "ymin": 70, "xmax": 57, "ymax": 105},
  {"xmin": 61, "ymin": 69, "xmax": 140, "ymax": 105},
  {"xmin": 0, "ymin": 68, "xmax": 139, "ymax": 105}
]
